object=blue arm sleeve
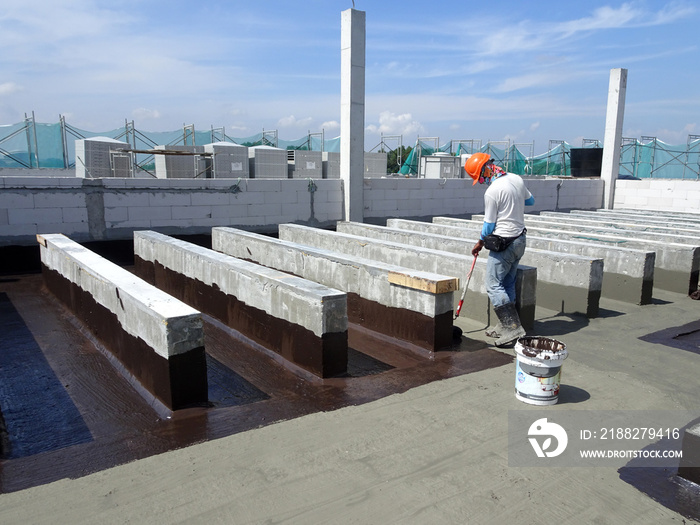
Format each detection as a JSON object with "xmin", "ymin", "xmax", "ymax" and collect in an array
[
  {"xmin": 481, "ymin": 221, "xmax": 495, "ymax": 240},
  {"xmin": 525, "ymin": 196, "xmax": 535, "ymax": 206}
]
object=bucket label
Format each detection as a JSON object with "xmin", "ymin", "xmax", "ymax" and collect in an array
[{"xmin": 515, "ymin": 358, "xmax": 561, "ymax": 405}]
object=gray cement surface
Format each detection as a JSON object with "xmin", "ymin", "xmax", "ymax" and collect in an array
[{"xmin": 1, "ymin": 286, "xmax": 698, "ymax": 523}]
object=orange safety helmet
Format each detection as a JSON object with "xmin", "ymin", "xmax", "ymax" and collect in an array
[{"xmin": 464, "ymin": 152, "xmax": 492, "ymax": 185}]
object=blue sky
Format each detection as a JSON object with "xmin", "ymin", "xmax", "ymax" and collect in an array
[{"xmin": 1, "ymin": 0, "xmax": 698, "ymax": 153}]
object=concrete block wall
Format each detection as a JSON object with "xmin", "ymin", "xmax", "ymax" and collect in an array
[
  {"xmin": 0, "ymin": 168, "xmax": 73, "ymax": 177},
  {"xmin": 0, "ymin": 175, "xmax": 618, "ymax": 247},
  {"xmin": 0, "ymin": 177, "xmax": 343, "ymax": 246},
  {"xmin": 613, "ymin": 179, "xmax": 700, "ymax": 213},
  {"xmin": 363, "ymin": 178, "xmax": 484, "ymax": 219},
  {"xmin": 512, "ymin": 178, "xmax": 604, "ymax": 213},
  {"xmin": 362, "ymin": 177, "xmax": 605, "ymax": 221},
  {"xmin": 0, "ymin": 177, "xmax": 90, "ymax": 244}
]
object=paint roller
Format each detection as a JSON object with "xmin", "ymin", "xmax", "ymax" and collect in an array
[{"xmin": 454, "ymin": 253, "xmax": 478, "ymax": 319}]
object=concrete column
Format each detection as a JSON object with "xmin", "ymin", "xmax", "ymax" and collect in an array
[
  {"xmin": 340, "ymin": 8, "xmax": 365, "ymax": 222},
  {"xmin": 601, "ymin": 68, "xmax": 627, "ymax": 209}
]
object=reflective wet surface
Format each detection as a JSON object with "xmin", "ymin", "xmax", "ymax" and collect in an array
[{"xmin": 0, "ymin": 273, "xmax": 510, "ymax": 493}]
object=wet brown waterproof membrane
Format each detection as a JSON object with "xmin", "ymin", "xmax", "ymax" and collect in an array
[
  {"xmin": 41, "ymin": 264, "xmax": 208, "ymax": 410},
  {"xmin": 346, "ymin": 292, "xmax": 454, "ymax": 354},
  {"xmin": 225, "ymin": 251, "xmax": 455, "ymax": 354},
  {"xmin": 134, "ymin": 256, "xmax": 348, "ymax": 378},
  {"xmin": 0, "ymin": 272, "xmax": 511, "ymax": 493}
]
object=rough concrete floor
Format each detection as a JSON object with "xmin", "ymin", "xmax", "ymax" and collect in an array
[{"xmin": 0, "ymin": 272, "xmax": 699, "ymax": 524}]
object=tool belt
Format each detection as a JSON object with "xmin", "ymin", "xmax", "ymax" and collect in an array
[{"xmin": 483, "ymin": 228, "xmax": 526, "ymax": 252}]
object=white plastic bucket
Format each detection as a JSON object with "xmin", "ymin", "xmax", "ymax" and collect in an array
[{"xmin": 514, "ymin": 336, "xmax": 568, "ymax": 406}]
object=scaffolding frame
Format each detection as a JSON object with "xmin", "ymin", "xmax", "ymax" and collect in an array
[
  {"xmin": 261, "ymin": 129, "xmax": 278, "ymax": 148},
  {"xmin": 513, "ymin": 142, "xmax": 535, "ymax": 174},
  {"xmin": 0, "ymin": 120, "xmax": 33, "ymax": 168},
  {"xmin": 449, "ymin": 139, "xmax": 482, "ymax": 156},
  {"xmin": 370, "ymin": 134, "xmax": 403, "ymax": 168},
  {"xmin": 3, "ymin": 114, "xmax": 700, "ymax": 180},
  {"xmin": 546, "ymin": 140, "xmax": 569, "ymax": 176},
  {"xmin": 582, "ymin": 138, "xmax": 602, "ymax": 148}
]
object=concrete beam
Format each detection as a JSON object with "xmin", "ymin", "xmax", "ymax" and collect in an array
[
  {"xmin": 473, "ymin": 213, "xmax": 698, "ymax": 247},
  {"xmin": 378, "ymin": 220, "xmax": 604, "ymax": 317},
  {"xmin": 438, "ymin": 216, "xmax": 698, "ymax": 295},
  {"xmin": 677, "ymin": 422, "xmax": 700, "ymax": 485},
  {"xmin": 538, "ymin": 211, "xmax": 699, "ymax": 237},
  {"xmin": 574, "ymin": 209, "xmax": 700, "ymax": 229},
  {"xmin": 37, "ymin": 233, "xmax": 206, "ymax": 410},
  {"xmin": 597, "ymin": 208, "xmax": 700, "ymax": 224},
  {"xmin": 133, "ymin": 231, "xmax": 348, "ymax": 378},
  {"xmin": 212, "ymin": 226, "xmax": 457, "ymax": 354},
  {"xmin": 425, "ymin": 217, "xmax": 655, "ymax": 305},
  {"xmin": 279, "ymin": 223, "xmax": 537, "ymax": 331}
]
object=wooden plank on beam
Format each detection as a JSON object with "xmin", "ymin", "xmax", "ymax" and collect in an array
[{"xmin": 387, "ymin": 271, "xmax": 458, "ymax": 294}]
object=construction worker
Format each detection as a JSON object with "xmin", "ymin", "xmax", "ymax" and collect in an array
[{"xmin": 465, "ymin": 153, "xmax": 535, "ymax": 347}]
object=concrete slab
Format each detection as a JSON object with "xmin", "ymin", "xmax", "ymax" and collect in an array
[
  {"xmin": 279, "ymin": 223, "xmax": 537, "ymax": 330},
  {"xmin": 212, "ymin": 226, "xmax": 458, "ymax": 354},
  {"xmin": 1, "ymin": 281, "xmax": 698, "ymax": 523},
  {"xmin": 0, "ymin": 270, "xmax": 507, "ymax": 495}
]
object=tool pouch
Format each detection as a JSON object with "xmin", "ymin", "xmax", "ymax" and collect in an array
[
  {"xmin": 483, "ymin": 228, "xmax": 526, "ymax": 252},
  {"xmin": 483, "ymin": 234, "xmax": 509, "ymax": 252}
]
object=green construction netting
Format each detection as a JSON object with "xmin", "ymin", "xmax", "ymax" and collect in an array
[
  {"xmin": 399, "ymin": 141, "xmax": 573, "ymax": 177},
  {"xmin": 620, "ymin": 138, "xmax": 700, "ymax": 179},
  {"xmin": 0, "ymin": 121, "xmax": 342, "ymax": 169},
  {"xmin": 1, "ymin": 119, "xmax": 698, "ymax": 179}
]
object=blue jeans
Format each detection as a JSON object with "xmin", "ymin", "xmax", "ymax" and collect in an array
[{"xmin": 485, "ymin": 234, "xmax": 526, "ymax": 308}]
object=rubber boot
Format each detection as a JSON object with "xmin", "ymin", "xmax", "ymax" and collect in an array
[
  {"xmin": 493, "ymin": 302, "xmax": 526, "ymax": 347},
  {"xmin": 485, "ymin": 323, "xmax": 502, "ymax": 338}
]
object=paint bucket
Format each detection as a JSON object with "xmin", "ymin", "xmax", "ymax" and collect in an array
[{"xmin": 514, "ymin": 336, "xmax": 568, "ymax": 406}]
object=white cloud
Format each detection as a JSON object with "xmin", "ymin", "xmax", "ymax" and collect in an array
[
  {"xmin": 0, "ymin": 82, "xmax": 21, "ymax": 96},
  {"xmin": 494, "ymin": 73, "xmax": 560, "ymax": 93},
  {"xmin": 366, "ymin": 111, "xmax": 424, "ymax": 136},
  {"xmin": 132, "ymin": 108, "xmax": 161, "ymax": 120},
  {"xmin": 530, "ymin": 122, "xmax": 541, "ymax": 132},
  {"xmin": 557, "ymin": 2, "xmax": 696, "ymax": 35},
  {"xmin": 321, "ymin": 120, "xmax": 340, "ymax": 131},
  {"xmin": 277, "ymin": 115, "xmax": 314, "ymax": 128},
  {"xmin": 650, "ymin": 123, "xmax": 698, "ymax": 144}
]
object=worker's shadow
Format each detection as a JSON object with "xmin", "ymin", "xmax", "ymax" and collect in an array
[
  {"xmin": 531, "ymin": 314, "xmax": 589, "ymax": 337},
  {"xmin": 530, "ymin": 304, "xmax": 624, "ymax": 337}
]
